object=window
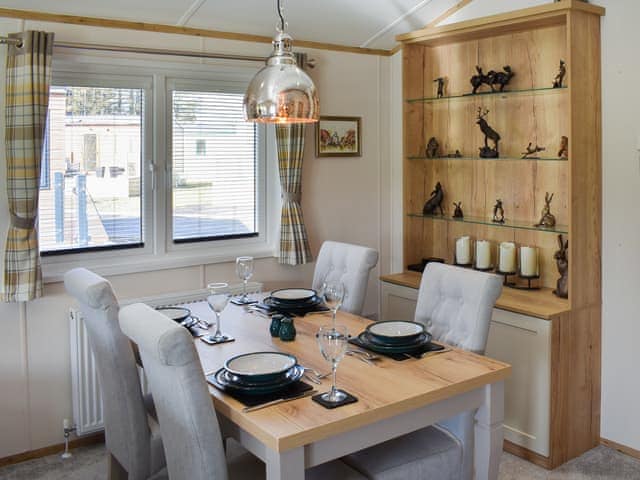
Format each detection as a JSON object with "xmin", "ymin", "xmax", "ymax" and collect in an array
[
  {"xmin": 38, "ymin": 61, "xmax": 274, "ymax": 278},
  {"xmin": 171, "ymin": 90, "xmax": 258, "ymax": 243},
  {"xmin": 39, "ymin": 85, "xmax": 145, "ymax": 254}
]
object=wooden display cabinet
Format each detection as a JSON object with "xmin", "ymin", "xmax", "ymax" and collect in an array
[{"xmin": 395, "ymin": 0, "xmax": 604, "ymax": 469}]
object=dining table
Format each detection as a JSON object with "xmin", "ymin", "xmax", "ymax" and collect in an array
[{"xmin": 179, "ymin": 297, "xmax": 511, "ymax": 480}]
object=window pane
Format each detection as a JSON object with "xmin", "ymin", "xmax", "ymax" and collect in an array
[
  {"xmin": 39, "ymin": 86, "xmax": 144, "ymax": 254},
  {"xmin": 172, "ymin": 90, "xmax": 257, "ymax": 242}
]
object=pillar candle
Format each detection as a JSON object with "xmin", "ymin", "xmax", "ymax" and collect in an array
[
  {"xmin": 520, "ymin": 246, "xmax": 539, "ymax": 277},
  {"xmin": 475, "ymin": 240, "xmax": 492, "ymax": 269},
  {"xmin": 455, "ymin": 236, "xmax": 472, "ymax": 265},
  {"xmin": 498, "ymin": 242, "xmax": 517, "ymax": 273}
]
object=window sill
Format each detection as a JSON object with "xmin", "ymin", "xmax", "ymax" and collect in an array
[{"xmin": 42, "ymin": 244, "xmax": 278, "ymax": 284}]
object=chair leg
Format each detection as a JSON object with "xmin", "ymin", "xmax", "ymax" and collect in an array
[{"xmin": 107, "ymin": 451, "xmax": 128, "ymax": 480}]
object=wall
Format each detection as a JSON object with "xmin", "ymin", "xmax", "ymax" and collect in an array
[{"xmin": 0, "ymin": 19, "xmax": 392, "ymax": 457}]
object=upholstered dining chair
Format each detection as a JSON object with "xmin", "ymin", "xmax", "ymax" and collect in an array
[
  {"xmin": 344, "ymin": 262, "xmax": 503, "ymax": 480},
  {"xmin": 312, "ymin": 241, "xmax": 379, "ymax": 315},
  {"xmin": 64, "ymin": 268, "xmax": 166, "ymax": 480},
  {"xmin": 119, "ymin": 302, "xmax": 367, "ymax": 480}
]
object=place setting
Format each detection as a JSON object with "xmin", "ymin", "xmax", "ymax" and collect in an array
[
  {"xmin": 349, "ymin": 320, "xmax": 447, "ymax": 361},
  {"xmin": 249, "ymin": 286, "xmax": 330, "ymax": 317}
]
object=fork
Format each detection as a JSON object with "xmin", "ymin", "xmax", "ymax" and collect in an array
[{"xmin": 346, "ymin": 349, "xmax": 380, "ymax": 361}]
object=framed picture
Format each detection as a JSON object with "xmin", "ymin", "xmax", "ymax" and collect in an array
[{"xmin": 315, "ymin": 116, "xmax": 362, "ymax": 157}]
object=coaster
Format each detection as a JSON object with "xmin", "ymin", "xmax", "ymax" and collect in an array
[
  {"xmin": 312, "ymin": 391, "xmax": 358, "ymax": 409},
  {"xmin": 200, "ymin": 335, "xmax": 235, "ymax": 346},
  {"xmin": 348, "ymin": 336, "xmax": 445, "ymax": 361},
  {"xmin": 231, "ymin": 297, "xmax": 258, "ymax": 306}
]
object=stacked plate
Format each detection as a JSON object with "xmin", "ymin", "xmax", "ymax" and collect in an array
[
  {"xmin": 262, "ymin": 288, "xmax": 325, "ymax": 315},
  {"xmin": 357, "ymin": 320, "xmax": 432, "ymax": 354},
  {"xmin": 212, "ymin": 352, "xmax": 304, "ymax": 395}
]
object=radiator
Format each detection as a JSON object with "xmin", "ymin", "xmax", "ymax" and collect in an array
[{"xmin": 69, "ymin": 282, "xmax": 262, "ymax": 435}]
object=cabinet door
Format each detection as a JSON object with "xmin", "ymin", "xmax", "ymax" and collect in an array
[
  {"xmin": 380, "ymin": 282, "xmax": 418, "ymax": 321},
  {"xmin": 486, "ymin": 309, "xmax": 551, "ymax": 457}
]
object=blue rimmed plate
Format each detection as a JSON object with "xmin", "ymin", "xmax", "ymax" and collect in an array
[
  {"xmin": 211, "ymin": 365, "xmax": 305, "ymax": 395},
  {"xmin": 224, "ymin": 352, "xmax": 297, "ymax": 384},
  {"xmin": 365, "ymin": 320, "xmax": 426, "ymax": 345}
]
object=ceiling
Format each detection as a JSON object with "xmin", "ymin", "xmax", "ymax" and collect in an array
[{"xmin": 0, "ymin": 0, "xmax": 471, "ymax": 50}]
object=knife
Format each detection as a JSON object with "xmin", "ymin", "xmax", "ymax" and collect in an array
[{"xmin": 242, "ymin": 389, "xmax": 317, "ymax": 413}]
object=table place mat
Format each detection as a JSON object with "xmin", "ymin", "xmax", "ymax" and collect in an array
[
  {"xmin": 348, "ymin": 336, "xmax": 445, "ymax": 361},
  {"xmin": 206, "ymin": 375, "xmax": 315, "ymax": 408},
  {"xmin": 254, "ymin": 301, "xmax": 329, "ymax": 317},
  {"xmin": 312, "ymin": 391, "xmax": 358, "ymax": 409}
]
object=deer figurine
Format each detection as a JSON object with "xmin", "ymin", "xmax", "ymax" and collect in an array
[
  {"xmin": 477, "ymin": 108, "xmax": 501, "ymax": 158},
  {"xmin": 553, "ymin": 234, "xmax": 569, "ymax": 298}
]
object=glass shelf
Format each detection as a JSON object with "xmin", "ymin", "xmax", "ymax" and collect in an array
[
  {"xmin": 407, "ymin": 212, "xmax": 568, "ymax": 234},
  {"xmin": 406, "ymin": 86, "xmax": 567, "ymax": 104},
  {"xmin": 407, "ymin": 155, "xmax": 567, "ymax": 162}
]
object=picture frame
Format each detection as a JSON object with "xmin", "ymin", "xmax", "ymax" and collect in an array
[{"xmin": 315, "ymin": 116, "xmax": 362, "ymax": 157}]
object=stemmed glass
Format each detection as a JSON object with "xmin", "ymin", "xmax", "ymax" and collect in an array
[
  {"xmin": 317, "ymin": 325, "xmax": 349, "ymax": 403},
  {"xmin": 206, "ymin": 282, "xmax": 231, "ymax": 341},
  {"xmin": 321, "ymin": 282, "xmax": 345, "ymax": 327},
  {"xmin": 235, "ymin": 256, "xmax": 254, "ymax": 304}
]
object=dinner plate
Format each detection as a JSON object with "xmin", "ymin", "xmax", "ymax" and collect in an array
[
  {"xmin": 263, "ymin": 296, "xmax": 325, "ymax": 315},
  {"xmin": 211, "ymin": 365, "xmax": 304, "ymax": 395},
  {"xmin": 224, "ymin": 352, "xmax": 297, "ymax": 383},
  {"xmin": 357, "ymin": 331, "xmax": 432, "ymax": 354},
  {"xmin": 270, "ymin": 288, "xmax": 317, "ymax": 303},
  {"xmin": 156, "ymin": 306, "xmax": 191, "ymax": 323},
  {"xmin": 366, "ymin": 320, "xmax": 426, "ymax": 345}
]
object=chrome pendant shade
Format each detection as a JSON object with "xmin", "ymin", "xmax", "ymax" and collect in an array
[{"xmin": 243, "ymin": 2, "xmax": 319, "ymax": 123}]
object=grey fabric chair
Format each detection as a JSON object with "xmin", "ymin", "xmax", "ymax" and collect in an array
[
  {"xmin": 312, "ymin": 241, "xmax": 379, "ymax": 315},
  {"xmin": 64, "ymin": 268, "xmax": 165, "ymax": 480},
  {"xmin": 344, "ymin": 263, "xmax": 503, "ymax": 480},
  {"xmin": 119, "ymin": 302, "xmax": 367, "ymax": 480}
]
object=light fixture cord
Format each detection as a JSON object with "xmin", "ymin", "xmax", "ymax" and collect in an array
[{"xmin": 277, "ymin": 0, "xmax": 285, "ymax": 32}]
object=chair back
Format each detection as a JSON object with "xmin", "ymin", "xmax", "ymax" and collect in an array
[
  {"xmin": 119, "ymin": 303, "xmax": 229, "ymax": 480},
  {"xmin": 64, "ymin": 268, "xmax": 151, "ymax": 480},
  {"xmin": 415, "ymin": 262, "xmax": 502, "ymax": 480},
  {"xmin": 312, "ymin": 241, "xmax": 378, "ymax": 315},
  {"xmin": 415, "ymin": 262, "xmax": 502, "ymax": 354}
]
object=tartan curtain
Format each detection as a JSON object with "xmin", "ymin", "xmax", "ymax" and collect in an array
[
  {"xmin": 3, "ymin": 31, "xmax": 54, "ymax": 302},
  {"xmin": 275, "ymin": 124, "xmax": 312, "ymax": 265}
]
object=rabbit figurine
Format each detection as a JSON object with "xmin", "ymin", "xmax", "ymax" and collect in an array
[
  {"xmin": 553, "ymin": 234, "xmax": 568, "ymax": 298},
  {"xmin": 535, "ymin": 192, "xmax": 556, "ymax": 228}
]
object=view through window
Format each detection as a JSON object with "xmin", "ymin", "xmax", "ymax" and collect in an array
[
  {"xmin": 39, "ymin": 86, "xmax": 144, "ymax": 253},
  {"xmin": 171, "ymin": 90, "xmax": 257, "ymax": 242}
]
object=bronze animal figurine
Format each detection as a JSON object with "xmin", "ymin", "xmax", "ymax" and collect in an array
[
  {"xmin": 477, "ymin": 108, "xmax": 501, "ymax": 158},
  {"xmin": 452, "ymin": 202, "xmax": 464, "ymax": 219},
  {"xmin": 426, "ymin": 137, "xmax": 440, "ymax": 158},
  {"xmin": 522, "ymin": 143, "xmax": 546, "ymax": 159},
  {"xmin": 487, "ymin": 65, "xmax": 515, "ymax": 92},
  {"xmin": 553, "ymin": 60, "xmax": 566, "ymax": 88},
  {"xmin": 558, "ymin": 136, "xmax": 569, "ymax": 159},
  {"xmin": 553, "ymin": 234, "xmax": 569, "ymax": 298},
  {"xmin": 535, "ymin": 192, "xmax": 556, "ymax": 228},
  {"xmin": 470, "ymin": 66, "xmax": 489, "ymax": 94},
  {"xmin": 423, "ymin": 182, "xmax": 444, "ymax": 216},
  {"xmin": 434, "ymin": 77, "xmax": 445, "ymax": 98},
  {"xmin": 492, "ymin": 199, "xmax": 505, "ymax": 223}
]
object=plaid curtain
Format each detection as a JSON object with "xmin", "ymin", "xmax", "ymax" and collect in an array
[
  {"xmin": 275, "ymin": 124, "xmax": 312, "ymax": 265},
  {"xmin": 3, "ymin": 31, "xmax": 54, "ymax": 302}
]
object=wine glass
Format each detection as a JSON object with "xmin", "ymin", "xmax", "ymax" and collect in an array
[
  {"xmin": 317, "ymin": 325, "xmax": 349, "ymax": 403},
  {"xmin": 322, "ymin": 282, "xmax": 345, "ymax": 327},
  {"xmin": 235, "ymin": 256, "xmax": 254, "ymax": 303},
  {"xmin": 206, "ymin": 282, "xmax": 231, "ymax": 340}
]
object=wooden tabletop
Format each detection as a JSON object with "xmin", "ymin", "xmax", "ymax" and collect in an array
[
  {"xmin": 380, "ymin": 272, "xmax": 570, "ymax": 320},
  {"xmin": 187, "ymin": 300, "xmax": 511, "ymax": 453}
]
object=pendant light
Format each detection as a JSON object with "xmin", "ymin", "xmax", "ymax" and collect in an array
[{"xmin": 243, "ymin": 0, "xmax": 319, "ymax": 123}]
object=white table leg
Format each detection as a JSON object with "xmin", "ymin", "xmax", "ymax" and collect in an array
[
  {"xmin": 474, "ymin": 381, "xmax": 505, "ymax": 480},
  {"xmin": 266, "ymin": 446, "xmax": 305, "ymax": 480}
]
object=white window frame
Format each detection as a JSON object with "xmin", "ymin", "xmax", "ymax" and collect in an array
[{"xmin": 41, "ymin": 54, "xmax": 280, "ymax": 282}]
